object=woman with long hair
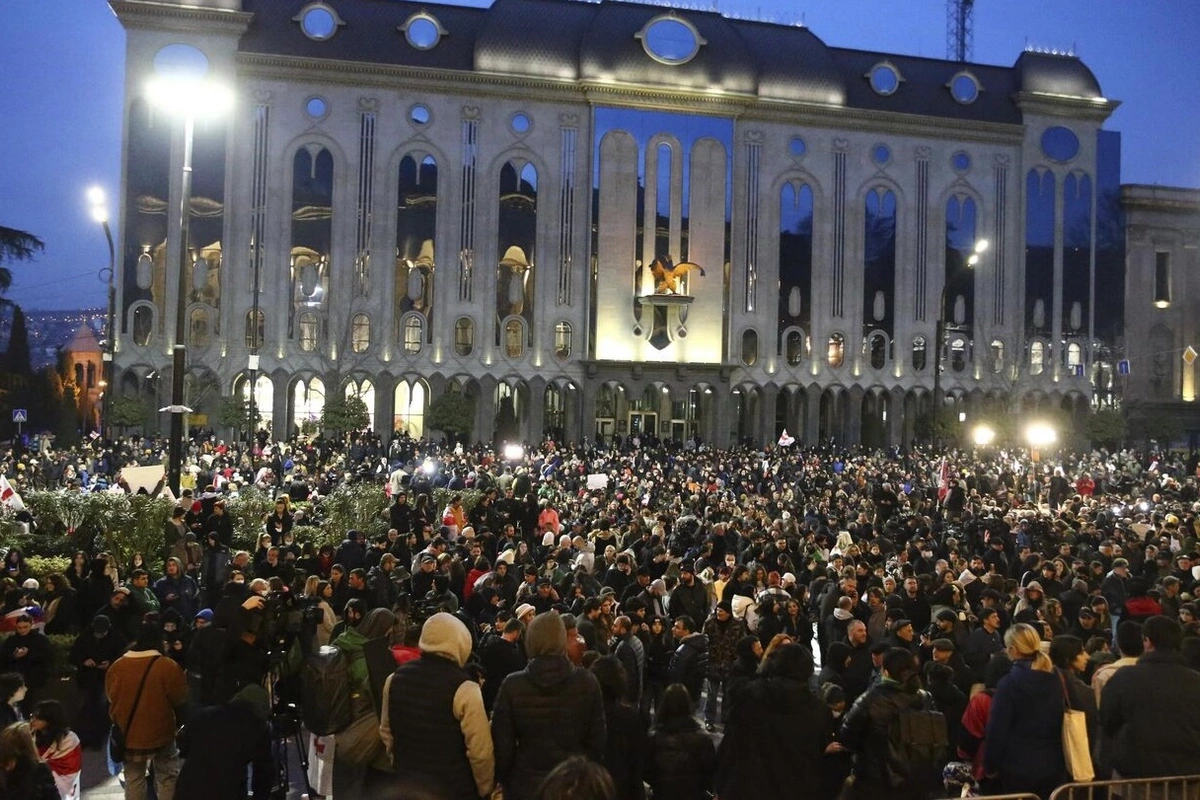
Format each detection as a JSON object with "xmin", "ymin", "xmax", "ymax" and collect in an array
[
  {"xmin": 590, "ymin": 656, "xmax": 645, "ymax": 800},
  {"xmin": 65, "ymin": 552, "xmax": 89, "ymax": 593},
  {"xmin": 983, "ymin": 623, "xmax": 1065, "ymax": 799},
  {"xmin": 303, "ymin": 576, "xmax": 336, "ymax": 648},
  {"xmin": 0, "ymin": 722, "xmax": 58, "ymax": 799},
  {"xmin": 30, "ymin": 700, "xmax": 81, "ymax": 799},
  {"xmin": 645, "ymin": 683, "xmax": 716, "ymax": 800}
]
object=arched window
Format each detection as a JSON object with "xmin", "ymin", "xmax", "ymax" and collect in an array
[
  {"xmin": 292, "ymin": 377, "xmax": 326, "ymax": 430},
  {"xmin": 912, "ymin": 336, "xmax": 927, "ymax": 372},
  {"xmin": 950, "ymin": 336, "xmax": 967, "ymax": 373},
  {"xmin": 245, "ymin": 310, "xmax": 265, "ymax": 350},
  {"xmin": 345, "ymin": 378, "xmax": 376, "ymax": 430},
  {"xmin": 402, "ymin": 315, "xmax": 423, "ymax": 354},
  {"xmin": 1067, "ymin": 342, "xmax": 1083, "ymax": 367},
  {"xmin": 86, "ymin": 362, "xmax": 96, "ymax": 388},
  {"xmin": 868, "ymin": 333, "xmax": 886, "ymax": 369},
  {"xmin": 454, "ymin": 318, "xmax": 474, "ymax": 357},
  {"xmin": 786, "ymin": 330, "xmax": 804, "ymax": 366},
  {"xmin": 351, "ymin": 314, "xmax": 370, "ymax": 353},
  {"xmin": 504, "ymin": 318, "xmax": 523, "ymax": 359},
  {"xmin": 298, "ymin": 312, "xmax": 318, "ymax": 352},
  {"xmin": 74, "ymin": 364, "xmax": 84, "ymax": 386},
  {"xmin": 554, "ymin": 321, "xmax": 572, "ymax": 359},
  {"xmin": 189, "ymin": 308, "xmax": 210, "ymax": 347},
  {"xmin": 827, "ymin": 332, "xmax": 844, "ymax": 369},
  {"xmin": 741, "ymin": 330, "xmax": 758, "ymax": 367},
  {"xmin": 991, "ymin": 339, "xmax": 1005, "ymax": 374},
  {"xmin": 132, "ymin": 304, "xmax": 153, "ymax": 346},
  {"xmin": 393, "ymin": 380, "xmax": 427, "ymax": 437},
  {"xmin": 1030, "ymin": 341, "xmax": 1045, "ymax": 375}
]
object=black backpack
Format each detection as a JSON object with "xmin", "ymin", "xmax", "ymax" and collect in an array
[
  {"xmin": 301, "ymin": 645, "xmax": 353, "ymax": 735},
  {"xmin": 886, "ymin": 695, "xmax": 948, "ymax": 787}
]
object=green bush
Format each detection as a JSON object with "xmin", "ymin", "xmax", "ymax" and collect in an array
[
  {"xmin": 227, "ymin": 488, "xmax": 276, "ymax": 552},
  {"xmin": 100, "ymin": 494, "xmax": 175, "ymax": 572},
  {"xmin": 24, "ymin": 555, "xmax": 71, "ymax": 582},
  {"xmin": 432, "ymin": 488, "xmax": 483, "ymax": 517},
  {"xmin": 290, "ymin": 524, "xmax": 332, "ymax": 550},
  {"xmin": 320, "ymin": 483, "xmax": 390, "ymax": 540}
]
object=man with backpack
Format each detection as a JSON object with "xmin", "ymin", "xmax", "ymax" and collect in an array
[{"xmin": 838, "ymin": 647, "xmax": 947, "ymax": 800}]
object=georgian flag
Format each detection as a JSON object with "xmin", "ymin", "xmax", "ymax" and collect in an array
[
  {"xmin": 937, "ymin": 458, "xmax": 950, "ymax": 504},
  {"xmin": 0, "ymin": 474, "xmax": 24, "ymax": 512},
  {"xmin": 778, "ymin": 429, "xmax": 795, "ymax": 447}
]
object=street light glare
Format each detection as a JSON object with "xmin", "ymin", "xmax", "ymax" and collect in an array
[
  {"xmin": 972, "ymin": 424, "xmax": 996, "ymax": 447},
  {"xmin": 974, "ymin": 239, "xmax": 990, "ymax": 253},
  {"xmin": 87, "ymin": 186, "xmax": 105, "ymax": 206},
  {"xmin": 146, "ymin": 76, "xmax": 234, "ymax": 116},
  {"xmin": 967, "ymin": 254, "xmax": 979, "ymax": 266},
  {"xmin": 1024, "ymin": 422, "xmax": 1057, "ymax": 448}
]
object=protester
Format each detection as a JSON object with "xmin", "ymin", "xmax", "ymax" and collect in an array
[{"xmin": 0, "ymin": 721, "xmax": 59, "ymax": 800}]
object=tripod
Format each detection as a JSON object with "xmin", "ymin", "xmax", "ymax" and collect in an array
[{"xmin": 267, "ymin": 654, "xmax": 314, "ymax": 799}]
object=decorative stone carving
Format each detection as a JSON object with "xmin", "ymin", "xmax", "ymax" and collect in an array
[
  {"xmin": 358, "ymin": 97, "xmax": 379, "ymax": 113},
  {"xmin": 994, "ymin": 153, "xmax": 1011, "ymax": 166},
  {"xmin": 744, "ymin": 129, "xmax": 765, "ymax": 144},
  {"xmin": 559, "ymin": 112, "xmax": 579, "ymax": 127},
  {"xmin": 462, "ymin": 105, "xmax": 481, "ymax": 120},
  {"xmin": 833, "ymin": 138, "xmax": 849, "ymax": 151},
  {"xmin": 252, "ymin": 89, "xmax": 272, "ymax": 103},
  {"xmin": 914, "ymin": 145, "xmax": 932, "ymax": 159}
]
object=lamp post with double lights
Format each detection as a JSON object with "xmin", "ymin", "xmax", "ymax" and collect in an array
[
  {"xmin": 87, "ymin": 187, "xmax": 116, "ymax": 440},
  {"xmin": 146, "ymin": 75, "xmax": 232, "ymax": 494},
  {"xmin": 931, "ymin": 238, "xmax": 988, "ymax": 445}
]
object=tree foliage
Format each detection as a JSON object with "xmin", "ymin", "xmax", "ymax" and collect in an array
[
  {"xmin": 321, "ymin": 394, "xmax": 370, "ymax": 439},
  {"xmin": 4, "ymin": 305, "xmax": 31, "ymax": 376},
  {"xmin": 108, "ymin": 394, "xmax": 150, "ymax": 432},
  {"xmin": 0, "ymin": 225, "xmax": 45, "ymax": 297},
  {"xmin": 426, "ymin": 391, "xmax": 475, "ymax": 443},
  {"xmin": 1084, "ymin": 408, "xmax": 1127, "ymax": 450}
]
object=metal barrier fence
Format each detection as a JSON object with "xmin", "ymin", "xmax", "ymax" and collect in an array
[{"xmin": 1050, "ymin": 774, "xmax": 1200, "ymax": 800}]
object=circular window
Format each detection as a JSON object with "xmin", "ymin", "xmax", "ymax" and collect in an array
[
  {"xmin": 152, "ymin": 43, "xmax": 209, "ymax": 80},
  {"xmin": 410, "ymin": 104, "xmax": 431, "ymax": 125},
  {"xmin": 872, "ymin": 144, "xmax": 891, "ymax": 166},
  {"xmin": 305, "ymin": 96, "xmax": 328, "ymax": 119},
  {"xmin": 949, "ymin": 72, "xmax": 979, "ymax": 104},
  {"xmin": 788, "ymin": 136, "xmax": 806, "ymax": 158},
  {"xmin": 1041, "ymin": 126, "xmax": 1080, "ymax": 162},
  {"xmin": 511, "ymin": 113, "xmax": 531, "ymax": 134},
  {"xmin": 952, "ymin": 151, "xmax": 971, "ymax": 172},
  {"xmin": 868, "ymin": 62, "xmax": 901, "ymax": 96},
  {"xmin": 298, "ymin": 4, "xmax": 339, "ymax": 41},
  {"xmin": 404, "ymin": 13, "xmax": 441, "ymax": 50},
  {"xmin": 641, "ymin": 16, "xmax": 702, "ymax": 65}
]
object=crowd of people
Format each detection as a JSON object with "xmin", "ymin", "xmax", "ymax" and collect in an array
[{"xmin": 1, "ymin": 429, "xmax": 1200, "ymax": 799}]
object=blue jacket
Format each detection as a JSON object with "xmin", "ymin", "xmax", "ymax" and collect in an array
[{"xmin": 983, "ymin": 659, "xmax": 1065, "ymax": 793}]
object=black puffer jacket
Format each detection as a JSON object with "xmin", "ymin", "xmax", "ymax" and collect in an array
[
  {"xmin": 668, "ymin": 633, "xmax": 708, "ymax": 702},
  {"xmin": 491, "ymin": 654, "xmax": 606, "ymax": 800},
  {"xmin": 645, "ymin": 717, "xmax": 716, "ymax": 800},
  {"xmin": 839, "ymin": 681, "xmax": 941, "ymax": 799}
]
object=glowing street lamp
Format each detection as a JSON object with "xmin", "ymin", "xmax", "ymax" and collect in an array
[
  {"xmin": 147, "ymin": 72, "xmax": 233, "ymax": 494},
  {"xmin": 972, "ymin": 424, "xmax": 996, "ymax": 447},
  {"xmin": 1024, "ymin": 422, "xmax": 1057, "ymax": 448},
  {"xmin": 87, "ymin": 187, "xmax": 116, "ymax": 440}
]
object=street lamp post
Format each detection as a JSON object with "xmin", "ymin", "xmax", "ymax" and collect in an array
[
  {"xmin": 87, "ymin": 188, "xmax": 116, "ymax": 441},
  {"xmin": 148, "ymin": 76, "xmax": 231, "ymax": 495},
  {"xmin": 931, "ymin": 238, "xmax": 988, "ymax": 446}
]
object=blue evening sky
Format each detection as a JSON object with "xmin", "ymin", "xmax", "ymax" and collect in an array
[{"xmin": 2, "ymin": 0, "xmax": 1198, "ymax": 310}]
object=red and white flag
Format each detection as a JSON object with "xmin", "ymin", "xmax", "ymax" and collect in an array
[
  {"xmin": 778, "ymin": 429, "xmax": 795, "ymax": 447},
  {"xmin": 0, "ymin": 474, "xmax": 25, "ymax": 512},
  {"xmin": 937, "ymin": 458, "xmax": 950, "ymax": 504}
]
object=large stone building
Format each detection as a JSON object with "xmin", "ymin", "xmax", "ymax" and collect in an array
[{"xmin": 109, "ymin": 0, "xmax": 1125, "ymax": 447}]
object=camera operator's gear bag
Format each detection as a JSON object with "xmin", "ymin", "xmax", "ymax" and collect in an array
[{"xmin": 301, "ymin": 645, "xmax": 353, "ymax": 735}]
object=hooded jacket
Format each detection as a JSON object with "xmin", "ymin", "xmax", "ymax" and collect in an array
[
  {"xmin": 491, "ymin": 614, "xmax": 606, "ymax": 800},
  {"xmin": 379, "ymin": 612, "xmax": 494, "ymax": 799}
]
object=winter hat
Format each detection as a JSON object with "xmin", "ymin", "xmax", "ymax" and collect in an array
[
  {"xmin": 194, "ymin": 609, "xmax": 214, "ymax": 622},
  {"xmin": 526, "ymin": 611, "xmax": 567, "ymax": 658},
  {"xmin": 419, "ymin": 612, "xmax": 473, "ymax": 668},
  {"xmin": 515, "ymin": 603, "xmax": 536, "ymax": 620},
  {"xmin": 716, "ymin": 600, "xmax": 733, "ymax": 615}
]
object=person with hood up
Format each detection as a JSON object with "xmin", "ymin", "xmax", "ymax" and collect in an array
[
  {"xmin": 491, "ymin": 611, "xmax": 606, "ymax": 800},
  {"xmin": 702, "ymin": 600, "xmax": 747, "ymax": 731},
  {"xmin": 333, "ymin": 607, "xmax": 398, "ymax": 795},
  {"xmin": 715, "ymin": 643, "xmax": 830, "ymax": 800},
  {"xmin": 380, "ymin": 612, "xmax": 495, "ymax": 799}
]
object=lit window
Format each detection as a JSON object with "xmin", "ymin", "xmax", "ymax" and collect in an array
[
  {"xmin": 950, "ymin": 337, "xmax": 967, "ymax": 373},
  {"xmin": 991, "ymin": 339, "xmax": 1004, "ymax": 373},
  {"xmin": 912, "ymin": 336, "xmax": 927, "ymax": 371},
  {"xmin": 505, "ymin": 319, "xmax": 524, "ymax": 359},
  {"xmin": 402, "ymin": 316, "xmax": 422, "ymax": 354},
  {"xmin": 869, "ymin": 333, "xmax": 886, "ymax": 369},
  {"xmin": 741, "ymin": 330, "xmax": 758, "ymax": 367},
  {"xmin": 827, "ymin": 333, "xmax": 845, "ymax": 369},
  {"xmin": 1030, "ymin": 341, "xmax": 1045, "ymax": 375},
  {"xmin": 245, "ymin": 310, "xmax": 265, "ymax": 350},
  {"xmin": 1067, "ymin": 342, "xmax": 1083, "ymax": 367},
  {"xmin": 454, "ymin": 318, "xmax": 474, "ymax": 357},
  {"xmin": 786, "ymin": 330, "xmax": 804, "ymax": 366},
  {"xmin": 554, "ymin": 321, "xmax": 572, "ymax": 359},
  {"xmin": 351, "ymin": 314, "xmax": 370, "ymax": 353},
  {"xmin": 1155, "ymin": 252, "xmax": 1171, "ymax": 308},
  {"xmin": 298, "ymin": 312, "xmax": 317, "ymax": 352}
]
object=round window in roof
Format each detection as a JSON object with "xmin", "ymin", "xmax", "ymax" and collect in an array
[
  {"xmin": 305, "ymin": 96, "xmax": 328, "ymax": 120},
  {"xmin": 952, "ymin": 151, "xmax": 971, "ymax": 172},
  {"xmin": 152, "ymin": 43, "xmax": 209, "ymax": 80},
  {"xmin": 639, "ymin": 16, "xmax": 704, "ymax": 66},
  {"xmin": 1041, "ymin": 126, "xmax": 1080, "ymax": 162},
  {"xmin": 872, "ymin": 144, "xmax": 891, "ymax": 166},
  {"xmin": 410, "ymin": 104, "xmax": 431, "ymax": 126},
  {"xmin": 788, "ymin": 136, "xmax": 806, "ymax": 158},
  {"xmin": 949, "ymin": 72, "xmax": 980, "ymax": 104},
  {"xmin": 511, "ymin": 113, "xmax": 531, "ymax": 134},
  {"xmin": 296, "ymin": 3, "xmax": 341, "ymax": 41},
  {"xmin": 403, "ymin": 13, "xmax": 443, "ymax": 51},
  {"xmin": 868, "ymin": 62, "xmax": 901, "ymax": 96}
]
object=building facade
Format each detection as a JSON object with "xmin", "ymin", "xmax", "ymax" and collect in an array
[{"xmin": 110, "ymin": 0, "xmax": 1123, "ymax": 447}]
